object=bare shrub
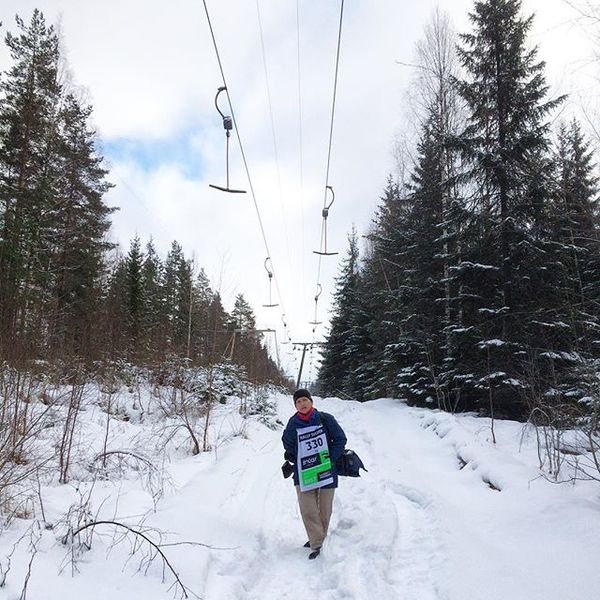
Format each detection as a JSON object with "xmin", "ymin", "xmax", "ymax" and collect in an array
[
  {"xmin": 57, "ymin": 489, "xmax": 200, "ymax": 599},
  {"xmin": 88, "ymin": 450, "xmax": 171, "ymax": 508},
  {"xmin": 0, "ymin": 521, "xmax": 41, "ymax": 596},
  {"xmin": 520, "ymin": 353, "xmax": 600, "ymax": 483},
  {"xmin": 154, "ymin": 381, "xmax": 205, "ymax": 456},
  {"xmin": 57, "ymin": 369, "xmax": 88, "ymax": 484},
  {"xmin": 0, "ymin": 365, "xmax": 54, "ymax": 519}
]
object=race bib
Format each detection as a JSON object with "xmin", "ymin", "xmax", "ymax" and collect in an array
[{"xmin": 297, "ymin": 425, "xmax": 333, "ymax": 491}]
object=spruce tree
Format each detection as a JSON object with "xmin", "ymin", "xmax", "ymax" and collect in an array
[
  {"xmin": 0, "ymin": 12, "xmax": 113, "ymax": 360},
  {"xmin": 162, "ymin": 241, "xmax": 186, "ymax": 352},
  {"xmin": 125, "ymin": 236, "xmax": 144, "ymax": 356},
  {"xmin": 104, "ymin": 251, "xmax": 129, "ymax": 357},
  {"xmin": 396, "ymin": 120, "xmax": 455, "ymax": 407},
  {"xmin": 174, "ymin": 255, "xmax": 193, "ymax": 354},
  {"xmin": 191, "ymin": 268, "xmax": 215, "ymax": 362},
  {"xmin": 360, "ymin": 179, "xmax": 413, "ymax": 398},
  {"xmin": 141, "ymin": 238, "xmax": 164, "ymax": 358},
  {"xmin": 453, "ymin": 0, "xmax": 563, "ymax": 416},
  {"xmin": 230, "ymin": 293, "xmax": 262, "ymax": 376},
  {"xmin": 551, "ymin": 120, "xmax": 600, "ymax": 351},
  {"xmin": 317, "ymin": 228, "xmax": 366, "ymax": 399}
]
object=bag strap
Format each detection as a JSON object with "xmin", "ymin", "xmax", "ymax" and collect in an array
[{"xmin": 317, "ymin": 412, "xmax": 331, "ymax": 440}]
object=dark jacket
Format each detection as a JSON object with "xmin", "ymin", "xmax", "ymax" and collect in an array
[{"xmin": 281, "ymin": 409, "xmax": 347, "ymax": 489}]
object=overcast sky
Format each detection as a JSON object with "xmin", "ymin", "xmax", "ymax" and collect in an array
[{"xmin": 1, "ymin": 0, "xmax": 597, "ymax": 379}]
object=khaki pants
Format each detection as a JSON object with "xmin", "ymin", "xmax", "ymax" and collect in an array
[{"xmin": 295, "ymin": 486, "xmax": 335, "ymax": 550}]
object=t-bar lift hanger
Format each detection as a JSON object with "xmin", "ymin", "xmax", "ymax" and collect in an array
[
  {"xmin": 209, "ymin": 86, "xmax": 247, "ymax": 194},
  {"xmin": 309, "ymin": 284, "xmax": 323, "ymax": 325},
  {"xmin": 262, "ymin": 257, "xmax": 279, "ymax": 308},
  {"xmin": 314, "ymin": 185, "xmax": 338, "ymax": 256},
  {"xmin": 281, "ymin": 314, "xmax": 291, "ymax": 345}
]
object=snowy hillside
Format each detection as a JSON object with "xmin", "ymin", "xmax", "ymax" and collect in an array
[{"xmin": 1, "ymin": 393, "xmax": 599, "ymax": 600}]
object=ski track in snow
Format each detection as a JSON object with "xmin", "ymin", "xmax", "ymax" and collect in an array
[
  {"xmin": 202, "ymin": 398, "xmax": 448, "ymax": 600},
  {"xmin": 4, "ymin": 395, "xmax": 600, "ymax": 600}
]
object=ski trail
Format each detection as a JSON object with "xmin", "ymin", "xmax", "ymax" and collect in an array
[
  {"xmin": 203, "ymin": 397, "xmax": 449, "ymax": 600},
  {"xmin": 384, "ymin": 481, "xmax": 447, "ymax": 599},
  {"xmin": 327, "ymin": 399, "xmax": 448, "ymax": 600}
]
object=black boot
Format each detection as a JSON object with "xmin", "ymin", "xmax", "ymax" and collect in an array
[{"xmin": 308, "ymin": 547, "xmax": 321, "ymax": 560}]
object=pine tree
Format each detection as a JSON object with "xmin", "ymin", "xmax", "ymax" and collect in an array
[
  {"xmin": 0, "ymin": 12, "xmax": 113, "ymax": 360},
  {"xmin": 0, "ymin": 11, "xmax": 61, "ymax": 355},
  {"xmin": 47, "ymin": 93, "xmax": 113, "ymax": 356}
]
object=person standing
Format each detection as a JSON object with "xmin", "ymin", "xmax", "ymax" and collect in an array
[{"xmin": 282, "ymin": 389, "xmax": 347, "ymax": 559}]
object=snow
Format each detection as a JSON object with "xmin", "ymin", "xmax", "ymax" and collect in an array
[
  {"xmin": 539, "ymin": 351, "xmax": 582, "ymax": 362},
  {"xmin": 531, "ymin": 321, "xmax": 571, "ymax": 330},
  {"xmin": 1, "ymin": 393, "xmax": 599, "ymax": 600},
  {"xmin": 477, "ymin": 339, "xmax": 506, "ymax": 348},
  {"xmin": 450, "ymin": 262, "xmax": 500, "ymax": 272}
]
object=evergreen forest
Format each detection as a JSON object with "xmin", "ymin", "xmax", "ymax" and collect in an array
[
  {"xmin": 0, "ymin": 10, "xmax": 285, "ymax": 387},
  {"xmin": 317, "ymin": 0, "xmax": 600, "ymax": 430}
]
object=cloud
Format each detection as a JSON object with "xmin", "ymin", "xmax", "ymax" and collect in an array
[{"xmin": 1, "ymin": 0, "xmax": 597, "ymax": 377}]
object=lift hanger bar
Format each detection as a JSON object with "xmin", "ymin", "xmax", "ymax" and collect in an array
[{"xmin": 209, "ymin": 86, "xmax": 247, "ymax": 194}]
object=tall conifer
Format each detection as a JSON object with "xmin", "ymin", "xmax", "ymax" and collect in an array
[
  {"xmin": 0, "ymin": 11, "xmax": 60, "ymax": 354},
  {"xmin": 453, "ymin": 0, "xmax": 562, "ymax": 415}
]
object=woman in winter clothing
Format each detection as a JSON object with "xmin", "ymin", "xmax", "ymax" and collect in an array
[{"xmin": 282, "ymin": 389, "xmax": 347, "ymax": 559}]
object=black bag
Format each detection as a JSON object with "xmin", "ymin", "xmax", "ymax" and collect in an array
[{"xmin": 335, "ymin": 449, "xmax": 367, "ymax": 477}]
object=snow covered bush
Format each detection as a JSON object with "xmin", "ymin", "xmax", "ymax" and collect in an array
[{"xmin": 246, "ymin": 385, "xmax": 281, "ymax": 430}]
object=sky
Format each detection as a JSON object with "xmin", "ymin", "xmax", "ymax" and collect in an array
[
  {"xmin": 2, "ymin": 388, "xmax": 600, "ymax": 599},
  {"xmin": 0, "ymin": 0, "xmax": 598, "ymax": 378}
]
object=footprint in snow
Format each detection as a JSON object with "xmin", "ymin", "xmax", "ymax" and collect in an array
[{"xmin": 336, "ymin": 517, "xmax": 356, "ymax": 530}]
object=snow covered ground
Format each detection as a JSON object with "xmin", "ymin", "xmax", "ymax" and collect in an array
[{"xmin": 1, "ymin": 393, "xmax": 599, "ymax": 600}]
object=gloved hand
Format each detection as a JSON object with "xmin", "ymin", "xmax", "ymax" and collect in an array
[
  {"xmin": 281, "ymin": 461, "xmax": 294, "ymax": 479},
  {"xmin": 284, "ymin": 451, "xmax": 295, "ymax": 463}
]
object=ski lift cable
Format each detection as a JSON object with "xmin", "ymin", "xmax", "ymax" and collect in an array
[
  {"xmin": 312, "ymin": 0, "xmax": 345, "ymax": 328},
  {"xmin": 317, "ymin": 2, "xmax": 345, "ymax": 262},
  {"xmin": 321, "ymin": 0, "xmax": 345, "ymax": 211},
  {"xmin": 201, "ymin": 0, "xmax": 288, "ymax": 322},
  {"xmin": 296, "ymin": 0, "xmax": 306, "ymax": 303},
  {"xmin": 255, "ymin": 0, "xmax": 294, "ymax": 280}
]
